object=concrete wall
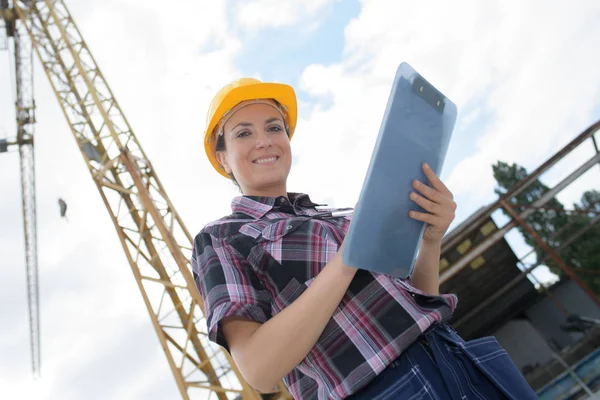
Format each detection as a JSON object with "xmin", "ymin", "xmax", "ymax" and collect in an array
[
  {"xmin": 493, "ymin": 280, "xmax": 600, "ymax": 370},
  {"xmin": 525, "ymin": 280, "xmax": 600, "ymax": 349},
  {"xmin": 494, "ymin": 319, "xmax": 554, "ymax": 369}
]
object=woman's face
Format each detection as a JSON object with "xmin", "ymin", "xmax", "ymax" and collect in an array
[{"xmin": 217, "ymin": 102, "xmax": 292, "ymax": 196}]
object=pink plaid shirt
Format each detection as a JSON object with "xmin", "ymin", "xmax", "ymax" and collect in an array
[{"xmin": 191, "ymin": 193, "xmax": 457, "ymax": 399}]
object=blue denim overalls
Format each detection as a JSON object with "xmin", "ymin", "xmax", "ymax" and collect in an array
[{"xmin": 348, "ymin": 323, "xmax": 538, "ymax": 399}]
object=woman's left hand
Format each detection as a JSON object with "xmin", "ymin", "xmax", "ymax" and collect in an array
[{"xmin": 409, "ymin": 163, "xmax": 456, "ymax": 244}]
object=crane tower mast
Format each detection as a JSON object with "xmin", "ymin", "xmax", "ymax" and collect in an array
[
  {"xmin": 2, "ymin": 0, "xmax": 289, "ymax": 398},
  {"xmin": 1, "ymin": 0, "xmax": 40, "ymax": 381}
]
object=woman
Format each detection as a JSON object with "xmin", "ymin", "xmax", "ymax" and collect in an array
[{"xmin": 191, "ymin": 78, "xmax": 537, "ymax": 399}]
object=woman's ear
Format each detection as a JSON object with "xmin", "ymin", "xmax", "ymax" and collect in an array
[{"xmin": 216, "ymin": 151, "xmax": 232, "ymax": 174}]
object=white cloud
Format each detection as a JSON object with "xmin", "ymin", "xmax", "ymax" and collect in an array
[
  {"xmin": 234, "ymin": 0, "xmax": 337, "ymax": 29},
  {"xmin": 2, "ymin": 0, "xmax": 600, "ymax": 398},
  {"xmin": 1, "ymin": 0, "xmax": 242, "ymax": 398},
  {"xmin": 289, "ymin": 0, "xmax": 600, "ymax": 297},
  {"xmin": 293, "ymin": 0, "xmax": 600, "ymax": 213}
]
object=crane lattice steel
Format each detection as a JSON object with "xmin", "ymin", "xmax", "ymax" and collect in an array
[
  {"xmin": 0, "ymin": 0, "xmax": 40, "ymax": 381},
  {"xmin": 1, "ymin": 0, "xmax": 290, "ymax": 398}
]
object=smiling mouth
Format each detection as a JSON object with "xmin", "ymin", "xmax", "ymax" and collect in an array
[{"xmin": 253, "ymin": 156, "xmax": 279, "ymax": 164}]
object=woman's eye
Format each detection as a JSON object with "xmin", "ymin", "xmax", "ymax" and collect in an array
[
  {"xmin": 237, "ymin": 131, "xmax": 250, "ymax": 138},
  {"xmin": 268, "ymin": 125, "xmax": 283, "ymax": 132}
]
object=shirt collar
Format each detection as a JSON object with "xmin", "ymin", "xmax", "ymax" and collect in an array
[{"xmin": 231, "ymin": 192, "xmax": 322, "ymax": 219}]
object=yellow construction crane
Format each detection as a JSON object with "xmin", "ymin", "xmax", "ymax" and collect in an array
[
  {"xmin": 1, "ymin": 1, "xmax": 291, "ymax": 398},
  {"xmin": 0, "ymin": 0, "xmax": 40, "ymax": 382}
]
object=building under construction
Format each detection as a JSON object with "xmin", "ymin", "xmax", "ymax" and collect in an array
[
  {"xmin": 439, "ymin": 121, "xmax": 600, "ymax": 399},
  {"xmin": 2, "ymin": 0, "xmax": 599, "ymax": 399}
]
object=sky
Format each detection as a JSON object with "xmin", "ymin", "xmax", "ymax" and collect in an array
[{"xmin": 1, "ymin": 0, "xmax": 599, "ymax": 398}]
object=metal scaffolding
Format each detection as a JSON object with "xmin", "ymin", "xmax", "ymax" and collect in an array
[
  {"xmin": 2, "ymin": 1, "xmax": 598, "ymax": 397},
  {"xmin": 440, "ymin": 119, "xmax": 600, "ymax": 332}
]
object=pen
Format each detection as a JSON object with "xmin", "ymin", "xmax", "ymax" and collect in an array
[{"xmin": 313, "ymin": 208, "xmax": 354, "ymax": 219}]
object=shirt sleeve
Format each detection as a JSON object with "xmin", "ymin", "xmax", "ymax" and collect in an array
[{"xmin": 191, "ymin": 230, "xmax": 272, "ymax": 352}]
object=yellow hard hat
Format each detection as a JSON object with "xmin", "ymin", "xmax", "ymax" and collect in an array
[{"xmin": 204, "ymin": 77, "xmax": 298, "ymax": 178}]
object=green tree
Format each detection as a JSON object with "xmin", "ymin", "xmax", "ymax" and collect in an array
[{"xmin": 492, "ymin": 161, "xmax": 600, "ymax": 295}]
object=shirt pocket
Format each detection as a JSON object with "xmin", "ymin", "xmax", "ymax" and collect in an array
[
  {"xmin": 242, "ymin": 218, "xmax": 335, "ymax": 314},
  {"xmin": 260, "ymin": 218, "xmax": 308, "ymax": 241},
  {"xmin": 254, "ymin": 218, "xmax": 311, "ymax": 266},
  {"xmin": 240, "ymin": 218, "xmax": 313, "ymax": 290}
]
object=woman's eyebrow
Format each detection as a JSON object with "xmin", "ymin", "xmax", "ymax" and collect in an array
[
  {"xmin": 230, "ymin": 117, "xmax": 282, "ymax": 132},
  {"xmin": 231, "ymin": 121, "xmax": 253, "ymax": 131},
  {"xmin": 265, "ymin": 117, "xmax": 283, "ymax": 124}
]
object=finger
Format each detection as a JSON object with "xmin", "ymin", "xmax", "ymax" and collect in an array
[
  {"xmin": 413, "ymin": 179, "xmax": 456, "ymax": 212},
  {"xmin": 409, "ymin": 210, "xmax": 442, "ymax": 226},
  {"xmin": 412, "ymin": 179, "xmax": 447, "ymax": 204},
  {"xmin": 422, "ymin": 163, "xmax": 453, "ymax": 199},
  {"xmin": 410, "ymin": 191, "xmax": 440, "ymax": 214}
]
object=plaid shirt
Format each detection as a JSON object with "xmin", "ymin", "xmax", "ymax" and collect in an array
[{"xmin": 191, "ymin": 193, "xmax": 457, "ymax": 400}]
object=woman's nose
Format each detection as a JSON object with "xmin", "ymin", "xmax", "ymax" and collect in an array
[{"xmin": 255, "ymin": 129, "xmax": 273, "ymax": 148}]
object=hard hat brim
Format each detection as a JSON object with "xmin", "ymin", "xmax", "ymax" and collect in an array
[{"xmin": 204, "ymin": 82, "xmax": 297, "ymax": 179}]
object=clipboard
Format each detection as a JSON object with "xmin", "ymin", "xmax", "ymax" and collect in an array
[{"xmin": 341, "ymin": 62, "xmax": 457, "ymax": 278}]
